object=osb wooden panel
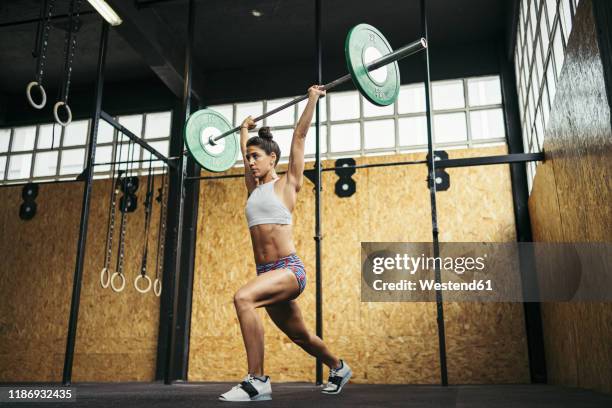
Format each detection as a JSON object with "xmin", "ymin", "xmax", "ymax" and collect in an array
[
  {"xmin": 573, "ymin": 302, "xmax": 612, "ymax": 392},
  {"xmin": 321, "ymin": 155, "xmax": 442, "ymax": 384},
  {"xmin": 436, "ymin": 146, "xmax": 517, "ymax": 242},
  {"xmin": 443, "ymin": 302, "xmax": 529, "ymax": 384},
  {"xmin": 529, "ymin": 162, "xmax": 564, "ymax": 243},
  {"xmin": 191, "ymin": 145, "xmax": 526, "ymax": 384},
  {"xmin": 539, "ymin": 302, "xmax": 612, "ymax": 393},
  {"xmin": 436, "ymin": 146, "xmax": 529, "ymax": 384},
  {"xmin": 528, "ymin": 0, "xmax": 612, "ymax": 394},
  {"xmin": 0, "ymin": 176, "xmax": 164, "ymax": 382}
]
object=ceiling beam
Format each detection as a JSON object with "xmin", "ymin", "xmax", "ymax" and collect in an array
[{"xmin": 105, "ymin": 0, "xmax": 204, "ymax": 101}]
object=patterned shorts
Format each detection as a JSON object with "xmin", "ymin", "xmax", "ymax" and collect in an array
[{"xmin": 256, "ymin": 253, "xmax": 306, "ymax": 294}]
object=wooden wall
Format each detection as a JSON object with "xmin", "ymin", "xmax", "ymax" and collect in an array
[
  {"xmin": 190, "ymin": 145, "xmax": 530, "ymax": 384},
  {"xmin": 528, "ymin": 0, "xmax": 612, "ymax": 394},
  {"xmin": 0, "ymin": 176, "xmax": 164, "ymax": 382},
  {"xmin": 0, "ymin": 145, "xmax": 530, "ymax": 384}
]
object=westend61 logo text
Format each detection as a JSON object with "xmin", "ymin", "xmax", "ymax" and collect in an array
[
  {"xmin": 367, "ymin": 252, "xmax": 492, "ymax": 293},
  {"xmin": 371, "ymin": 253, "xmax": 487, "ymax": 275}
]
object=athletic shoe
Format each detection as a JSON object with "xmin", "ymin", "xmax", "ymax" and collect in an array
[
  {"xmin": 321, "ymin": 359, "xmax": 352, "ymax": 395},
  {"xmin": 219, "ymin": 374, "xmax": 272, "ymax": 402}
]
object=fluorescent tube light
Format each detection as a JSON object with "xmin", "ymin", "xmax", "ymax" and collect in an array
[{"xmin": 87, "ymin": 0, "xmax": 122, "ymax": 26}]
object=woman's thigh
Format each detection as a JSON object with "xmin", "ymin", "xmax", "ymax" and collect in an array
[
  {"xmin": 265, "ymin": 300, "xmax": 309, "ymax": 341},
  {"xmin": 236, "ymin": 268, "xmax": 301, "ymax": 309}
]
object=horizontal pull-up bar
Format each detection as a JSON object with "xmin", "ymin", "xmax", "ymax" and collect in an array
[
  {"xmin": 185, "ymin": 152, "xmax": 545, "ymax": 181},
  {"xmin": 435, "ymin": 152, "xmax": 545, "ymax": 169}
]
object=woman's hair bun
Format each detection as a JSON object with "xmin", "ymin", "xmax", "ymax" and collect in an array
[{"xmin": 258, "ymin": 126, "xmax": 273, "ymax": 140}]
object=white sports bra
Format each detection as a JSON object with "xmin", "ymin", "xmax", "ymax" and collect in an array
[{"xmin": 245, "ymin": 179, "xmax": 292, "ymax": 228}]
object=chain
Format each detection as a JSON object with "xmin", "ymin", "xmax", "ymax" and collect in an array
[
  {"xmin": 115, "ymin": 140, "xmax": 134, "ymax": 277},
  {"xmin": 34, "ymin": 0, "xmax": 55, "ymax": 84},
  {"xmin": 102, "ymin": 133, "xmax": 123, "ymax": 270},
  {"xmin": 140, "ymin": 159, "xmax": 155, "ymax": 276},
  {"xmin": 60, "ymin": 0, "xmax": 82, "ymax": 102},
  {"xmin": 155, "ymin": 166, "xmax": 169, "ymax": 279}
]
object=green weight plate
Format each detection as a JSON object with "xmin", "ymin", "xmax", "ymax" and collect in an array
[
  {"xmin": 345, "ymin": 24, "xmax": 400, "ymax": 107},
  {"xmin": 184, "ymin": 109, "xmax": 238, "ymax": 173}
]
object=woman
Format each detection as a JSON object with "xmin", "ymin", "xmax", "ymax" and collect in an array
[{"xmin": 219, "ymin": 85, "xmax": 352, "ymax": 402}]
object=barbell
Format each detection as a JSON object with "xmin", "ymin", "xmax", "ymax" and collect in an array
[{"xmin": 184, "ymin": 24, "xmax": 427, "ymax": 172}]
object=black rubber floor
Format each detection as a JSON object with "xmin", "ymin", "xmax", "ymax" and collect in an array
[{"xmin": 2, "ymin": 382, "xmax": 611, "ymax": 407}]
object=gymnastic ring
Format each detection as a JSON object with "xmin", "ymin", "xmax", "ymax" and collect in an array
[
  {"xmin": 26, "ymin": 81, "xmax": 47, "ymax": 109},
  {"xmin": 110, "ymin": 272, "xmax": 126, "ymax": 293},
  {"xmin": 53, "ymin": 101, "xmax": 72, "ymax": 127},
  {"xmin": 134, "ymin": 274, "xmax": 152, "ymax": 294},
  {"xmin": 154, "ymin": 278, "xmax": 162, "ymax": 296},
  {"xmin": 100, "ymin": 267, "xmax": 111, "ymax": 288}
]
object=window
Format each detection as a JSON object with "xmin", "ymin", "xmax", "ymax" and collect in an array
[
  {"xmin": 330, "ymin": 123, "xmax": 361, "ymax": 153},
  {"xmin": 63, "ymin": 120, "xmax": 89, "ymax": 146},
  {"xmin": 0, "ymin": 110, "xmax": 173, "ymax": 184},
  {"xmin": 8, "ymin": 154, "xmax": 32, "ymax": 180},
  {"xmin": 12, "ymin": 127, "xmax": 36, "ymax": 152},
  {"xmin": 330, "ymin": 92, "xmax": 360, "ymax": 121},
  {"xmin": 266, "ymin": 98, "xmax": 295, "ymax": 127},
  {"xmin": 514, "ymin": 0, "xmax": 578, "ymax": 193},
  {"xmin": 468, "ymin": 76, "xmax": 503, "ymax": 107},
  {"xmin": 399, "ymin": 116, "xmax": 427, "ymax": 146},
  {"xmin": 364, "ymin": 120, "xmax": 395, "ymax": 149},
  {"xmin": 398, "ymin": 83, "xmax": 426, "ymax": 114},
  {"xmin": 471, "ymin": 109, "xmax": 505, "ymax": 140},
  {"xmin": 236, "ymin": 102, "xmax": 263, "ymax": 126},
  {"xmin": 144, "ymin": 111, "xmax": 172, "ymax": 139},
  {"xmin": 210, "ymin": 75, "xmax": 506, "ymax": 165},
  {"xmin": 432, "ymin": 80, "xmax": 465, "ymax": 110}
]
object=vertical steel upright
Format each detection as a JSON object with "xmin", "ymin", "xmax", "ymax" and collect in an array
[
  {"xmin": 62, "ymin": 21, "xmax": 109, "ymax": 385},
  {"xmin": 420, "ymin": 0, "xmax": 448, "ymax": 386},
  {"xmin": 164, "ymin": 0, "xmax": 195, "ymax": 383},
  {"xmin": 174, "ymin": 0, "xmax": 200, "ymax": 380},
  {"xmin": 498, "ymin": 43, "xmax": 547, "ymax": 383},
  {"xmin": 314, "ymin": 0, "xmax": 324, "ymax": 385}
]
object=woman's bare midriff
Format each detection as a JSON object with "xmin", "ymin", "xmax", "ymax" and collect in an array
[{"xmin": 249, "ymin": 223, "xmax": 296, "ymax": 265}]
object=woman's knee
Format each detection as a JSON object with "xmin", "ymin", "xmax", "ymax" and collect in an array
[{"xmin": 233, "ymin": 289, "xmax": 253, "ymax": 310}]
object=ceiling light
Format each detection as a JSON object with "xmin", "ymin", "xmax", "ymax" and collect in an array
[
  {"xmin": 251, "ymin": 9, "xmax": 263, "ymax": 17},
  {"xmin": 87, "ymin": 0, "xmax": 123, "ymax": 26}
]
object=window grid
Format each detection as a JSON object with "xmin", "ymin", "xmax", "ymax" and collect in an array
[
  {"xmin": 514, "ymin": 0, "xmax": 577, "ymax": 192},
  {"xmin": 3, "ymin": 129, "xmax": 14, "ymax": 180},
  {"xmin": 29, "ymin": 125, "xmax": 41, "ymax": 179},
  {"xmin": 215, "ymin": 75, "xmax": 505, "ymax": 167},
  {"xmin": 464, "ymin": 78, "xmax": 474, "ymax": 148},
  {"xmin": 326, "ymin": 95, "xmax": 332, "ymax": 156},
  {"xmin": 359, "ymin": 93, "xmax": 364, "ymax": 157},
  {"xmin": 0, "ymin": 111, "xmax": 172, "ymax": 185},
  {"xmin": 55, "ymin": 125, "xmax": 65, "ymax": 178},
  {"xmin": 394, "ymin": 93, "xmax": 400, "ymax": 154}
]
